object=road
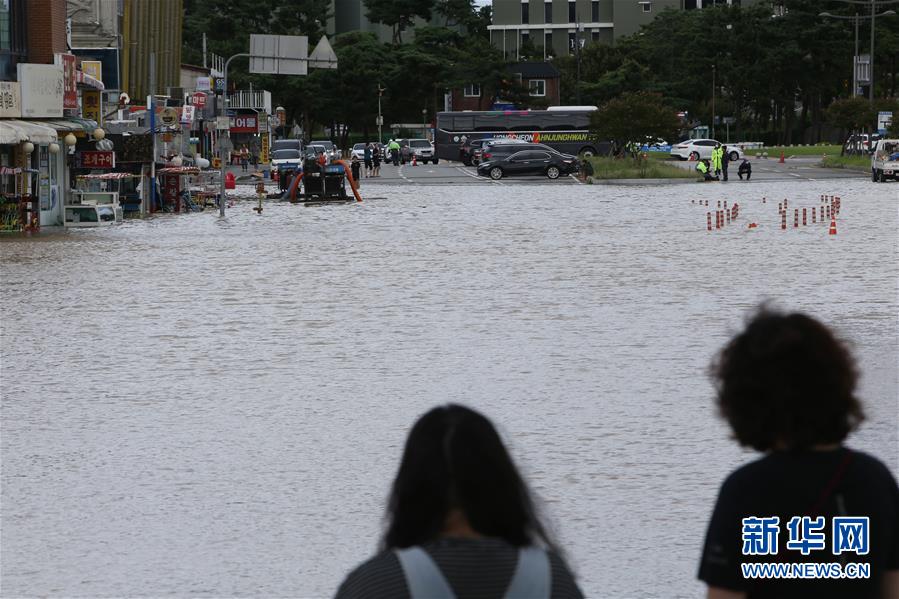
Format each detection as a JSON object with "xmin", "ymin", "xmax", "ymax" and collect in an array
[{"xmin": 237, "ymin": 156, "xmax": 868, "ymax": 189}]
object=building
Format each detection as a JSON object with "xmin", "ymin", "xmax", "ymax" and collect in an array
[
  {"xmin": 451, "ymin": 62, "xmax": 561, "ymax": 111},
  {"xmin": 489, "ymin": 0, "xmax": 762, "ymax": 60},
  {"xmin": 327, "ymin": 0, "xmax": 454, "ymax": 43},
  {"xmin": 121, "ymin": 0, "xmax": 183, "ymax": 101},
  {"xmin": 1, "ymin": 0, "xmax": 106, "ymax": 230}
]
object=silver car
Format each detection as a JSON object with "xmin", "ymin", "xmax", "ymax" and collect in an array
[{"xmin": 407, "ymin": 139, "xmax": 437, "ymax": 164}]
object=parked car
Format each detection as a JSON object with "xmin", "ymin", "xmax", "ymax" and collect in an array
[
  {"xmin": 271, "ymin": 148, "xmax": 303, "ymax": 170},
  {"xmin": 870, "ymin": 138, "xmax": 899, "ymax": 181},
  {"xmin": 271, "ymin": 139, "xmax": 303, "ymax": 154},
  {"xmin": 670, "ymin": 139, "xmax": 743, "ymax": 161},
  {"xmin": 309, "ymin": 140, "xmax": 340, "ymax": 161},
  {"xmin": 477, "ymin": 148, "xmax": 579, "ymax": 180},
  {"xmin": 407, "ymin": 139, "xmax": 437, "ymax": 164},
  {"xmin": 460, "ymin": 139, "xmax": 486, "ymax": 165},
  {"xmin": 480, "ymin": 140, "xmax": 559, "ymax": 164}
]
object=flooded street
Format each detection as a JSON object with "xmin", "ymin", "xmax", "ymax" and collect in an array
[{"xmin": 2, "ymin": 180, "xmax": 897, "ymax": 597}]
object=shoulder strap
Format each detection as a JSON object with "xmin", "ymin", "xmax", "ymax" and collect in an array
[
  {"xmin": 503, "ymin": 546, "xmax": 551, "ymax": 599},
  {"xmin": 394, "ymin": 547, "xmax": 456, "ymax": 599}
]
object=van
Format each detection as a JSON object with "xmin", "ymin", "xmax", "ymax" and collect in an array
[{"xmin": 271, "ymin": 139, "xmax": 303, "ymax": 153}]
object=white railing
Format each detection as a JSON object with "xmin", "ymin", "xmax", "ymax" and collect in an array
[{"xmin": 227, "ymin": 90, "xmax": 272, "ymax": 113}]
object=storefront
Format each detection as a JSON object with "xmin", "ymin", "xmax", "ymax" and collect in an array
[{"xmin": 0, "ymin": 119, "xmax": 60, "ymax": 229}]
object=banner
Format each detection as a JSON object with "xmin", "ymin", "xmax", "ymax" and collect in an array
[
  {"xmin": 0, "ymin": 81, "xmax": 21, "ymax": 118},
  {"xmin": 59, "ymin": 54, "xmax": 77, "ymax": 110},
  {"xmin": 260, "ymin": 132, "xmax": 269, "ymax": 164}
]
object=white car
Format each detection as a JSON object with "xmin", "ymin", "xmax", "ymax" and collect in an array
[
  {"xmin": 309, "ymin": 140, "xmax": 341, "ymax": 161},
  {"xmin": 351, "ymin": 143, "xmax": 367, "ymax": 160},
  {"xmin": 670, "ymin": 139, "xmax": 743, "ymax": 162},
  {"xmin": 270, "ymin": 148, "xmax": 303, "ymax": 170}
]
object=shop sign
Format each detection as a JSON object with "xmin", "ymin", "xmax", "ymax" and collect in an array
[
  {"xmin": 57, "ymin": 54, "xmax": 77, "ymax": 110},
  {"xmin": 181, "ymin": 105, "xmax": 196, "ymax": 124},
  {"xmin": 82, "ymin": 89, "xmax": 102, "ymax": 122},
  {"xmin": 0, "ymin": 81, "xmax": 21, "ymax": 118},
  {"xmin": 230, "ymin": 114, "xmax": 258, "ymax": 133},
  {"xmin": 260, "ymin": 132, "xmax": 270, "ymax": 164},
  {"xmin": 81, "ymin": 60, "xmax": 103, "ymax": 82},
  {"xmin": 160, "ymin": 107, "xmax": 180, "ymax": 126},
  {"xmin": 17, "ymin": 63, "xmax": 64, "ymax": 118},
  {"xmin": 192, "ymin": 92, "xmax": 207, "ymax": 109},
  {"xmin": 79, "ymin": 151, "xmax": 115, "ymax": 169},
  {"xmin": 196, "ymin": 77, "xmax": 211, "ymax": 91}
]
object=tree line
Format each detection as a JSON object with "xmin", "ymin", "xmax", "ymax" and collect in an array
[{"xmin": 182, "ymin": 0, "xmax": 899, "ymax": 148}]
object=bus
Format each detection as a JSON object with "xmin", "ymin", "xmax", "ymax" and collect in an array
[{"xmin": 434, "ymin": 108, "xmax": 607, "ymax": 162}]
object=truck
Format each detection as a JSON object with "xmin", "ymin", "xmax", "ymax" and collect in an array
[{"xmin": 870, "ymin": 138, "xmax": 899, "ymax": 182}]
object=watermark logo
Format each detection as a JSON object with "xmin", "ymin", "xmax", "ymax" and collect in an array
[
  {"xmin": 740, "ymin": 515, "xmax": 871, "ymax": 579},
  {"xmin": 741, "ymin": 516, "xmax": 780, "ymax": 556},
  {"xmin": 832, "ymin": 517, "xmax": 869, "ymax": 556}
]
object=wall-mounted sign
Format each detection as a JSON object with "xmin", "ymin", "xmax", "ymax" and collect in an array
[
  {"xmin": 17, "ymin": 63, "xmax": 64, "ymax": 118},
  {"xmin": 0, "ymin": 81, "xmax": 21, "ymax": 118},
  {"xmin": 230, "ymin": 114, "xmax": 258, "ymax": 133},
  {"xmin": 196, "ymin": 77, "xmax": 211, "ymax": 91},
  {"xmin": 80, "ymin": 151, "xmax": 115, "ymax": 169},
  {"xmin": 81, "ymin": 60, "xmax": 103, "ymax": 82},
  {"xmin": 82, "ymin": 90, "xmax": 102, "ymax": 122},
  {"xmin": 181, "ymin": 105, "xmax": 195, "ymax": 124},
  {"xmin": 58, "ymin": 54, "xmax": 77, "ymax": 110},
  {"xmin": 192, "ymin": 92, "xmax": 207, "ymax": 109}
]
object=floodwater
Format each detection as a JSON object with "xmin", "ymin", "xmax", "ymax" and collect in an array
[{"xmin": 1, "ymin": 180, "xmax": 897, "ymax": 598}]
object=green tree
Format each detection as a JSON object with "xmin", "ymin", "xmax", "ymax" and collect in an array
[
  {"xmin": 590, "ymin": 92, "xmax": 680, "ymax": 158},
  {"xmin": 363, "ymin": 0, "xmax": 436, "ymax": 44}
]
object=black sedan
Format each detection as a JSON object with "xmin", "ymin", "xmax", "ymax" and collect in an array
[{"xmin": 476, "ymin": 149, "xmax": 579, "ymax": 180}]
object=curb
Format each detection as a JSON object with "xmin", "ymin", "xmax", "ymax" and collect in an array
[{"xmin": 590, "ymin": 178, "xmax": 700, "ymax": 186}]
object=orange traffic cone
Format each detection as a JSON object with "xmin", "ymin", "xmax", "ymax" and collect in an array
[
  {"xmin": 779, "ymin": 151, "xmax": 785, "ymax": 164},
  {"xmin": 829, "ymin": 217, "xmax": 837, "ymax": 235}
]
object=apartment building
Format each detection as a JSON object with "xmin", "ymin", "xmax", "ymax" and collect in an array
[{"xmin": 489, "ymin": 0, "xmax": 761, "ymax": 60}]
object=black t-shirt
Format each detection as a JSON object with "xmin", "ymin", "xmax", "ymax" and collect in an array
[
  {"xmin": 698, "ymin": 447, "xmax": 899, "ymax": 598},
  {"xmin": 336, "ymin": 537, "xmax": 584, "ymax": 599}
]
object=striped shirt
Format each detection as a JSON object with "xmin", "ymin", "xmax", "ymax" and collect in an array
[{"xmin": 335, "ymin": 537, "xmax": 584, "ymax": 599}]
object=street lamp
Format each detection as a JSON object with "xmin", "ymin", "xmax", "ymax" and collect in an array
[
  {"xmin": 422, "ymin": 108, "xmax": 427, "ymax": 140},
  {"xmin": 824, "ymin": 0, "xmax": 899, "ymax": 101}
]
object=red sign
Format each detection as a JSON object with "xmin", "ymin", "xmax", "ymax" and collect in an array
[
  {"xmin": 61, "ymin": 54, "xmax": 77, "ymax": 110},
  {"xmin": 80, "ymin": 151, "xmax": 116, "ymax": 169},
  {"xmin": 192, "ymin": 92, "xmax": 207, "ymax": 110},
  {"xmin": 230, "ymin": 114, "xmax": 258, "ymax": 133}
]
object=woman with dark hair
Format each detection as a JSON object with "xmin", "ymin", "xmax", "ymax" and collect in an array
[
  {"xmin": 336, "ymin": 405, "xmax": 583, "ymax": 598},
  {"xmin": 698, "ymin": 309, "xmax": 899, "ymax": 599}
]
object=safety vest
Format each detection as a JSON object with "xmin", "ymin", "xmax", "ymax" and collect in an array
[{"xmin": 696, "ymin": 160, "xmax": 708, "ymax": 174}]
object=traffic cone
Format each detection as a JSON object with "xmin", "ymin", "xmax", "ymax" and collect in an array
[
  {"xmin": 829, "ymin": 217, "xmax": 837, "ymax": 235},
  {"xmin": 779, "ymin": 151, "xmax": 785, "ymax": 163},
  {"xmin": 412, "ymin": 154, "xmax": 417, "ymax": 166}
]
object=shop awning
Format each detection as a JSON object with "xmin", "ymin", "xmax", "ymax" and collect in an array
[
  {"xmin": 157, "ymin": 166, "xmax": 204, "ymax": 174},
  {"xmin": 41, "ymin": 118, "xmax": 99, "ymax": 133},
  {"xmin": 0, "ymin": 120, "xmax": 58, "ymax": 144},
  {"xmin": 76, "ymin": 71, "xmax": 105, "ymax": 91}
]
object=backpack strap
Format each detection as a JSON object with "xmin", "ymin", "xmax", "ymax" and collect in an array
[
  {"xmin": 503, "ymin": 546, "xmax": 551, "ymax": 599},
  {"xmin": 395, "ymin": 547, "xmax": 456, "ymax": 599}
]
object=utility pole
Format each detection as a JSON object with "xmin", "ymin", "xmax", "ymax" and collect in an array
[
  {"xmin": 711, "ymin": 63, "xmax": 716, "ymax": 140},
  {"xmin": 149, "ymin": 51, "xmax": 156, "ymax": 215},
  {"xmin": 378, "ymin": 83, "xmax": 385, "ymax": 144},
  {"xmin": 575, "ymin": 19, "xmax": 582, "ymax": 105}
]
